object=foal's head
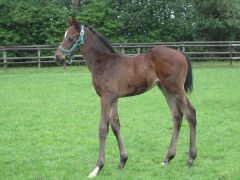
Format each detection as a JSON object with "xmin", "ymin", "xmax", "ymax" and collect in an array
[{"xmin": 55, "ymin": 17, "xmax": 83, "ymax": 64}]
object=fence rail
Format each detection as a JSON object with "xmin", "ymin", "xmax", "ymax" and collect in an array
[{"xmin": 1, "ymin": 41, "xmax": 240, "ymax": 68}]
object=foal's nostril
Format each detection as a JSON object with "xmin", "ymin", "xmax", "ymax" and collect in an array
[
  {"xmin": 55, "ymin": 55, "xmax": 64, "ymax": 61},
  {"xmin": 54, "ymin": 55, "xmax": 60, "ymax": 61},
  {"xmin": 54, "ymin": 55, "xmax": 63, "ymax": 65}
]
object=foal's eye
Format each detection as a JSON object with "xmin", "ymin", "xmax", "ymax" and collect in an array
[{"xmin": 67, "ymin": 37, "xmax": 73, "ymax": 42}]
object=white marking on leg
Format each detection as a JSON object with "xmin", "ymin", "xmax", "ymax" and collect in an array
[
  {"xmin": 161, "ymin": 161, "xmax": 168, "ymax": 166},
  {"xmin": 88, "ymin": 166, "xmax": 100, "ymax": 178}
]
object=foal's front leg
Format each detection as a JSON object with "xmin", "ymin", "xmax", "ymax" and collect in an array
[
  {"xmin": 88, "ymin": 96, "xmax": 113, "ymax": 178},
  {"xmin": 110, "ymin": 100, "xmax": 128, "ymax": 169}
]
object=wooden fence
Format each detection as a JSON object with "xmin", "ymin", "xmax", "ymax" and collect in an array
[{"xmin": 1, "ymin": 41, "xmax": 240, "ymax": 68}]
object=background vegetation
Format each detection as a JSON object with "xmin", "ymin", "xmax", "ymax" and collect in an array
[
  {"xmin": 0, "ymin": 62, "xmax": 240, "ymax": 179},
  {"xmin": 1, "ymin": 0, "xmax": 240, "ymax": 45}
]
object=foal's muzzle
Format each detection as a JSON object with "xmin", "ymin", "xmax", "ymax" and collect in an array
[{"xmin": 54, "ymin": 54, "xmax": 65, "ymax": 65}]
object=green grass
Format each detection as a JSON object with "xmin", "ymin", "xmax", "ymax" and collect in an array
[{"xmin": 0, "ymin": 62, "xmax": 240, "ymax": 179}]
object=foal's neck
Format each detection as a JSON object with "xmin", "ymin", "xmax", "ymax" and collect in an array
[{"xmin": 80, "ymin": 28, "xmax": 116, "ymax": 71}]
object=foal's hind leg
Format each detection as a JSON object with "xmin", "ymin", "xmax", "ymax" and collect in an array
[
  {"xmin": 110, "ymin": 99, "xmax": 128, "ymax": 169},
  {"xmin": 162, "ymin": 93, "xmax": 183, "ymax": 165},
  {"xmin": 176, "ymin": 93, "xmax": 197, "ymax": 167}
]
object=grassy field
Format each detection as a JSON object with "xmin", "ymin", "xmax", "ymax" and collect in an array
[{"xmin": 0, "ymin": 62, "xmax": 240, "ymax": 179}]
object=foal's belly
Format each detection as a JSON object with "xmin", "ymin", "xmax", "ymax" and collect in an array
[
  {"xmin": 115, "ymin": 61, "xmax": 158, "ymax": 97},
  {"xmin": 118, "ymin": 76, "xmax": 159, "ymax": 97}
]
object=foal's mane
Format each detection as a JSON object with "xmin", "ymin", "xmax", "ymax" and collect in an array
[
  {"xmin": 86, "ymin": 25, "xmax": 116, "ymax": 53},
  {"xmin": 70, "ymin": 17, "xmax": 115, "ymax": 54}
]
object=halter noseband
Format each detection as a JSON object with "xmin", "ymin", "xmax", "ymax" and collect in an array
[{"xmin": 58, "ymin": 25, "xmax": 85, "ymax": 64}]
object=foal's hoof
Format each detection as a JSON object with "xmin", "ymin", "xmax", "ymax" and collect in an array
[
  {"xmin": 118, "ymin": 156, "xmax": 128, "ymax": 169},
  {"xmin": 161, "ymin": 161, "xmax": 169, "ymax": 166},
  {"xmin": 88, "ymin": 166, "xmax": 100, "ymax": 178},
  {"xmin": 186, "ymin": 161, "xmax": 193, "ymax": 168},
  {"xmin": 118, "ymin": 164, "xmax": 124, "ymax": 169}
]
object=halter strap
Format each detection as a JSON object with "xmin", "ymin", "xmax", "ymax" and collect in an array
[{"xmin": 59, "ymin": 25, "xmax": 85, "ymax": 64}]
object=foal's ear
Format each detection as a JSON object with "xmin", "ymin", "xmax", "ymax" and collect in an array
[{"xmin": 69, "ymin": 16, "xmax": 80, "ymax": 29}]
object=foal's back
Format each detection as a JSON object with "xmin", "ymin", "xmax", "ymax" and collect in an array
[{"xmin": 94, "ymin": 46, "xmax": 188, "ymax": 97}]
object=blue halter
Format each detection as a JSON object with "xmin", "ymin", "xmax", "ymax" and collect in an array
[{"xmin": 58, "ymin": 25, "xmax": 85, "ymax": 64}]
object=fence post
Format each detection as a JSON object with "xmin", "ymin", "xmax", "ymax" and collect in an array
[
  {"xmin": 182, "ymin": 43, "xmax": 186, "ymax": 52},
  {"xmin": 63, "ymin": 62, "xmax": 67, "ymax": 69},
  {"xmin": 177, "ymin": 44, "xmax": 181, "ymax": 51},
  {"xmin": 38, "ymin": 49, "xmax": 41, "ymax": 68},
  {"xmin": 121, "ymin": 48, "xmax": 125, "ymax": 54},
  {"xmin": 229, "ymin": 44, "xmax": 233, "ymax": 65},
  {"xmin": 3, "ymin": 51, "xmax": 7, "ymax": 69},
  {"xmin": 230, "ymin": 50, "xmax": 233, "ymax": 65},
  {"xmin": 137, "ymin": 48, "xmax": 141, "ymax": 54}
]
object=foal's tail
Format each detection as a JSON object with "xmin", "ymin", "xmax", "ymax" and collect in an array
[{"xmin": 182, "ymin": 52, "xmax": 193, "ymax": 94}]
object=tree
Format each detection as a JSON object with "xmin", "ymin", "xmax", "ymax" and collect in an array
[
  {"xmin": 193, "ymin": 0, "xmax": 240, "ymax": 40},
  {"xmin": 1, "ymin": 0, "xmax": 240, "ymax": 46},
  {"xmin": 116, "ymin": 0, "xmax": 195, "ymax": 42},
  {"xmin": 75, "ymin": 0, "xmax": 124, "ymax": 42},
  {"xmin": 0, "ymin": 0, "xmax": 70, "ymax": 45}
]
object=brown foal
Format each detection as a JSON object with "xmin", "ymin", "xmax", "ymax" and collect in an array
[{"xmin": 55, "ymin": 17, "xmax": 197, "ymax": 177}]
